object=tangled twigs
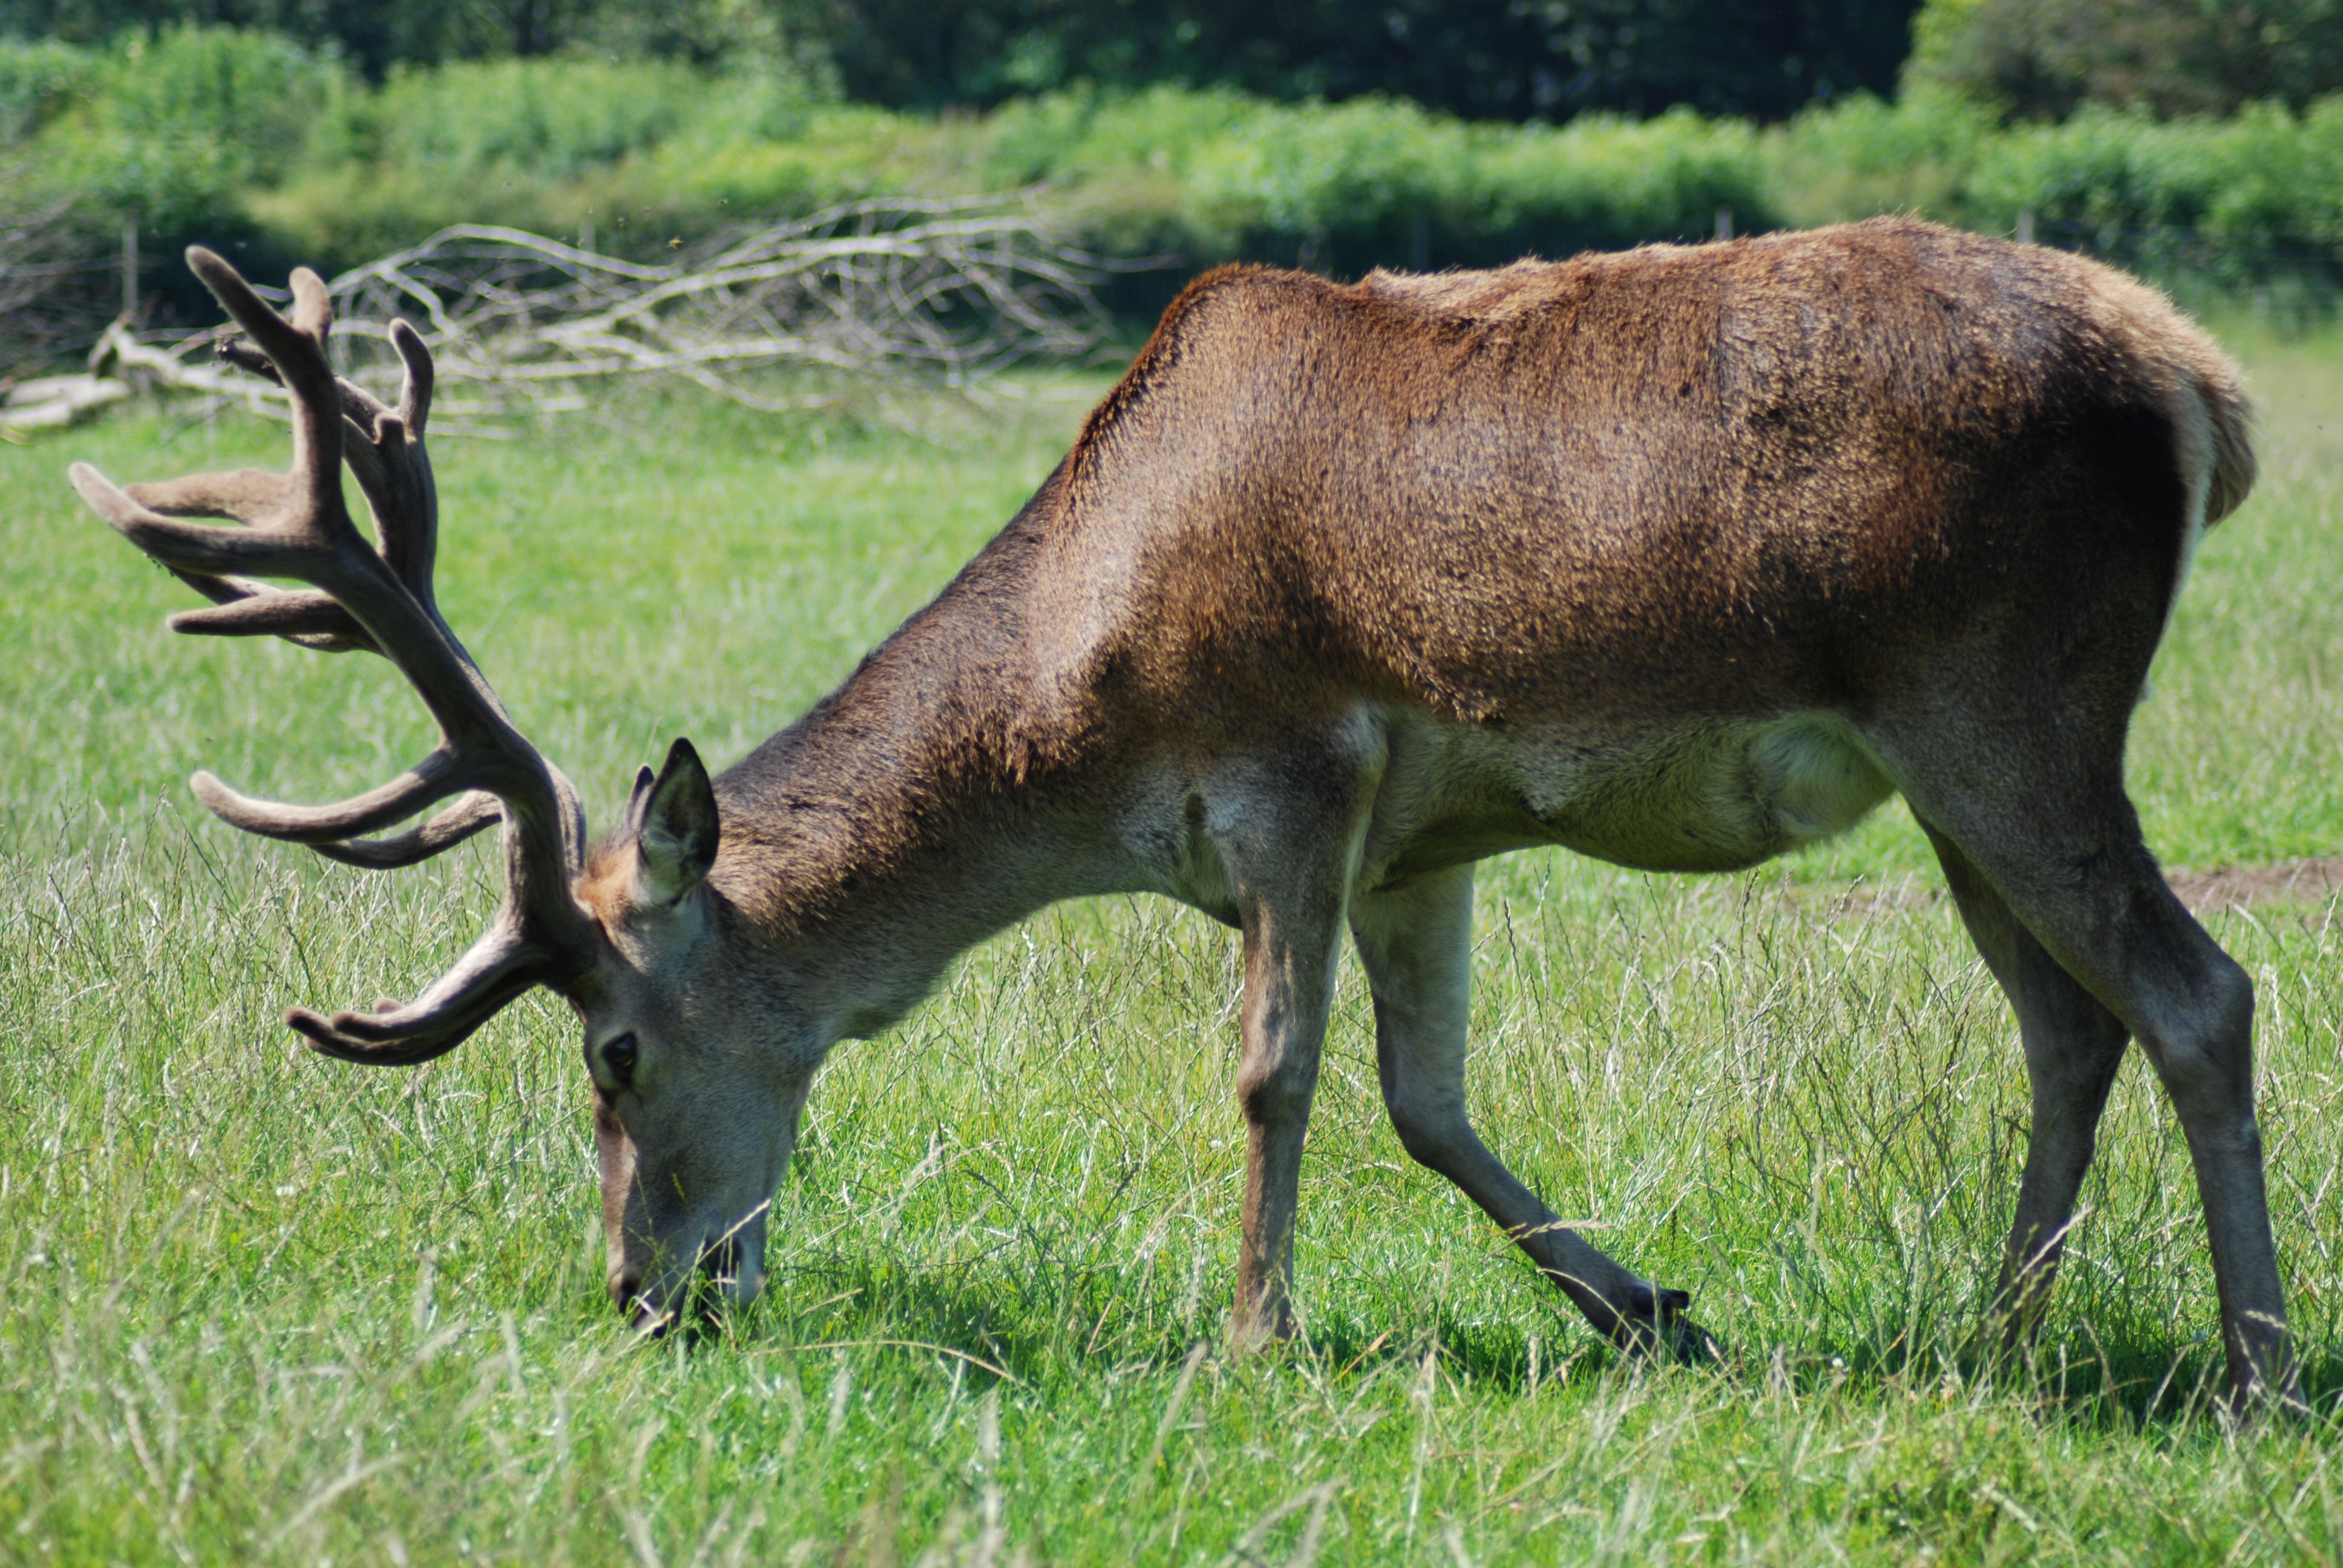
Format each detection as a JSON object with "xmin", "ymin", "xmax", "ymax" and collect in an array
[{"xmin": 88, "ymin": 194, "xmax": 1115, "ymax": 432}]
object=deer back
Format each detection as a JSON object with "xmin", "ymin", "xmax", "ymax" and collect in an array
[{"xmin": 991, "ymin": 218, "xmax": 2250, "ymax": 742}]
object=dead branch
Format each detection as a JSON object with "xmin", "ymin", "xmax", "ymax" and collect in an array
[
  {"xmin": 76, "ymin": 195, "xmax": 1112, "ymax": 433},
  {"xmin": 0, "ymin": 193, "xmax": 108, "ymax": 390}
]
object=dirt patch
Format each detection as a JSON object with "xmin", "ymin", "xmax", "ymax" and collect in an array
[
  {"xmin": 2168, "ymin": 857, "xmax": 2343, "ymax": 914},
  {"xmin": 1797, "ymin": 857, "xmax": 2343, "ymax": 918}
]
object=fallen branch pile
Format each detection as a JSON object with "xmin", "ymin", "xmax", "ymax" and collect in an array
[{"xmin": 6, "ymin": 195, "xmax": 1113, "ymax": 433}]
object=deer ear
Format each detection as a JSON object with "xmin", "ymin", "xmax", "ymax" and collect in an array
[
  {"xmin": 634, "ymin": 739, "xmax": 718, "ymax": 905},
  {"xmin": 623, "ymin": 763, "xmax": 657, "ymax": 835}
]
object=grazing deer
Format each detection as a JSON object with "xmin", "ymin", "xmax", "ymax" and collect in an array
[{"xmin": 74, "ymin": 219, "xmax": 2292, "ymax": 1405}]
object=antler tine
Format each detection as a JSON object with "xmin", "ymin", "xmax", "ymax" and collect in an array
[
  {"xmin": 392, "ymin": 318, "xmax": 434, "ymax": 437},
  {"xmin": 334, "ymin": 320, "xmax": 445, "ymax": 609},
  {"xmin": 218, "ymin": 325, "xmax": 418, "ymax": 448},
  {"xmin": 184, "ymin": 250, "xmax": 353, "ymax": 535},
  {"xmin": 165, "ymin": 579, "xmax": 378, "ymax": 654},
  {"xmin": 191, "ymin": 752, "xmax": 474, "ymax": 844},
  {"xmin": 195, "ymin": 264, "xmax": 416, "ymax": 596},
  {"xmin": 289, "ymin": 910, "xmax": 551, "ymax": 1065},
  {"xmin": 197, "ymin": 314, "xmax": 433, "ymax": 641},
  {"xmin": 350, "ymin": 351, "xmax": 441, "ymax": 607},
  {"xmin": 216, "ymin": 337, "xmax": 280, "ymax": 385},
  {"xmin": 309, "ymin": 792, "xmax": 501, "ymax": 869},
  {"xmin": 70, "ymin": 464, "xmax": 345, "ymax": 581}
]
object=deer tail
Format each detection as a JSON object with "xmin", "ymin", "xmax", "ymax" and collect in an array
[{"xmin": 2198, "ymin": 370, "xmax": 2257, "ymax": 526}]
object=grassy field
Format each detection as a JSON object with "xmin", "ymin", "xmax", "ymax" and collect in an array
[{"xmin": 3, "ymin": 321, "xmax": 2342, "ymax": 1565}]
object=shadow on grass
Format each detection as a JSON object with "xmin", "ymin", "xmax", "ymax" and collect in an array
[
  {"xmin": 1800, "ymin": 1307, "xmax": 2343, "ymax": 1431},
  {"xmin": 660, "ymin": 1247, "xmax": 2341, "ymax": 1439}
]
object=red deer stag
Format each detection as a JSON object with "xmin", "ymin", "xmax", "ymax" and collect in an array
[{"xmin": 73, "ymin": 221, "xmax": 2292, "ymax": 1405}]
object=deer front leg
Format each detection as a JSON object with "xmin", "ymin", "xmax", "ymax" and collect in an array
[
  {"xmin": 1351, "ymin": 864, "xmax": 1714, "ymax": 1359},
  {"xmin": 1227, "ymin": 863, "xmax": 1346, "ymax": 1348}
]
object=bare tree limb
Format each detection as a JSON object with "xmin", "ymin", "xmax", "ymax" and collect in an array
[{"xmin": 34, "ymin": 194, "xmax": 1115, "ymax": 434}]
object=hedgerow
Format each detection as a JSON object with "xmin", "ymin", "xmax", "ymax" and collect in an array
[{"xmin": 7, "ymin": 25, "xmax": 2343, "ymax": 356}]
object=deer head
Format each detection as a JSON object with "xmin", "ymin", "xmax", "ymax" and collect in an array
[{"xmin": 71, "ymin": 250, "xmax": 798, "ymax": 1328}]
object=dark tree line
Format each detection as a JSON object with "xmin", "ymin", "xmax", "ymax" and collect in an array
[
  {"xmin": 0, "ymin": 0, "xmax": 566, "ymax": 72},
  {"xmin": 812, "ymin": 1, "xmax": 1922, "ymax": 121},
  {"xmin": 0, "ymin": 0, "xmax": 1922, "ymax": 121},
  {"xmin": 16, "ymin": 2, "xmax": 2336, "ymax": 126},
  {"xmin": 1909, "ymin": 0, "xmax": 2343, "ymax": 120}
]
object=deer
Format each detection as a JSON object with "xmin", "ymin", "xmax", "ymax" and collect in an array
[{"xmin": 72, "ymin": 218, "xmax": 2294, "ymax": 1408}]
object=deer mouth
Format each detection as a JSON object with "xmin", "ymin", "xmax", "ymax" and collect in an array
[
  {"xmin": 702, "ymin": 1226, "xmax": 767, "ymax": 1306},
  {"xmin": 614, "ymin": 1206, "xmax": 769, "ymax": 1334}
]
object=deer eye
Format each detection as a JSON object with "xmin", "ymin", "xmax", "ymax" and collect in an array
[{"xmin": 601, "ymin": 1033, "xmax": 639, "ymax": 1089}]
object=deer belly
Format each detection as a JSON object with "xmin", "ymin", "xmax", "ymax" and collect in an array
[{"xmin": 1521, "ymin": 715, "xmax": 1896, "ymax": 874}]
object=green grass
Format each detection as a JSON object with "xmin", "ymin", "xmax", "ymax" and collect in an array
[{"xmin": 2, "ymin": 333, "xmax": 2342, "ymax": 1565}]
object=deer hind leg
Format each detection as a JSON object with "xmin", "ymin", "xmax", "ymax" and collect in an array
[
  {"xmin": 1920, "ymin": 822, "xmax": 2131, "ymax": 1351},
  {"xmin": 1350, "ymin": 863, "xmax": 1714, "ymax": 1359},
  {"xmin": 1895, "ymin": 749, "xmax": 2294, "ymax": 1408}
]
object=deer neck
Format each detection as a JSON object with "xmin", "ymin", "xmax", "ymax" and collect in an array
[{"xmin": 710, "ymin": 537, "xmax": 1112, "ymax": 1034}]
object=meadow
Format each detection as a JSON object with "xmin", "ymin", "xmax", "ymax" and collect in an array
[{"xmin": 2, "ymin": 316, "xmax": 2343, "ymax": 1564}]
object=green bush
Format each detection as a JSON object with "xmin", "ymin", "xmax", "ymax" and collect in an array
[
  {"xmin": 0, "ymin": 36, "xmax": 98, "ymax": 148},
  {"xmin": 1766, "ymin": 90, "xmax": 2001, "ymax": 228},
  {"xmin": 1459, "ymin": 109, "xmax": 1769, "ymax": 260},
  {"xmin": 243, "ymin": 71, "xmax": 1776, "ymax": 278},
  {"xmin": 252, "ymin": 99, "xmax": 922, "ymax": 267},
  {"xmin": 1966, "ymin": 100, "xmax": 2343, "ymax": 255},
  {"xmin": 323, "ymin": 55, "xmax": 822, "ymax": 185},
  {"xmin": 972, "ymin": 87, "xmax": 1772, "ymax": 275},
  {"xmin": 252, "ymin": 51, "xmax": 853, "ymax": 263},
  {"xmin": 0, "ymin": 27, "xmax": 345, "ymax": 343},
  {"xmin": 1766, "ymin": 86, "xmax": 2343, "ymax": 304},
  {"xmin": 28, "ymin": 25, "xmax": 339, "ymax": 234}
]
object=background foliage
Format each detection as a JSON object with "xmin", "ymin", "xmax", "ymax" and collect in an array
[
  {"xmin": 7, "ymin": 2, "xmax": 2343, "ymax": 371},
  {"xmin": 0, "ymin": 0, "xmax": 1922, "ymax": 118},
  {"xmin": 7, "ymin": 6, "xmax": 2343, "ymax": 1562},
  {"xmin": 1905, "ymin": 0, "xmax": 2343, "ymax": 120}
]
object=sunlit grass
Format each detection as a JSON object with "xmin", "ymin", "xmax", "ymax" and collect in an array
[{"xmin": 1, "ymin": 335, "xmax": 2339, "ymax": 1563}]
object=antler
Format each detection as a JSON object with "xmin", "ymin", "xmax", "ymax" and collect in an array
[{"xmin": 71, "ymin": 247, "xmax": 600, "ymax": 1064}]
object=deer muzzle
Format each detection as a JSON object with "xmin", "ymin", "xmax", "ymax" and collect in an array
[{"xmin": 611, "ymin": 1201, "xmax": 770, "ymax": 1332}]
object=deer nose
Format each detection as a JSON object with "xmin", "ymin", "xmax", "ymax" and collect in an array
[{"xmin": 611, "ymin": 1275, "xmax": 676, "ymax": 1337}]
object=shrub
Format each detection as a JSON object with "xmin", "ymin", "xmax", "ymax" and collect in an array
[
  {"xmin": 30, "ymin": 25, "xmax": 340, "ymax": 234},
  {"xmin": 1460, "ymin": 109, "xmax": 1771, "ymax": 261},
  {"xmin": 1961, "ymin": 99, "xmax": 2343, "ymax": 283},
  {"xmin": 255, "ymin": 51, "xmax": 844, "ymax": 264},
  {"xmin": 1765, "ymin": 91, "xmax": 2001, "ymax": 228},
  {"xmin": 0, "ymin": 36, "xmax": 99, "ymax": 148},
  {"xmin": 970, "ymin": 88, "xmax": 1772, "ymax": 274},
  {"xmin": 336, "ymin": 57, "xmax": 711, "ymax": 183},
  {"xmin": 1764, "ymin": 87, "xmax": 2343, "ymax": 302}
]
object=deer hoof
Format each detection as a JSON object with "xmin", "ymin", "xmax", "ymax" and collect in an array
[
  {"xmin": 1617, "ymin": 1285, "xmax": 1723, "ymax": 1364},
  {"xmin": 1227, "ymin": 1301, "xmax": 1296, "ymax": 1354}
]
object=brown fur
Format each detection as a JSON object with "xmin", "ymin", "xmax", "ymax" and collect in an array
[{"xmin": 612, "ymin": 220, "xmax": 2282, "ymax": 1399}]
